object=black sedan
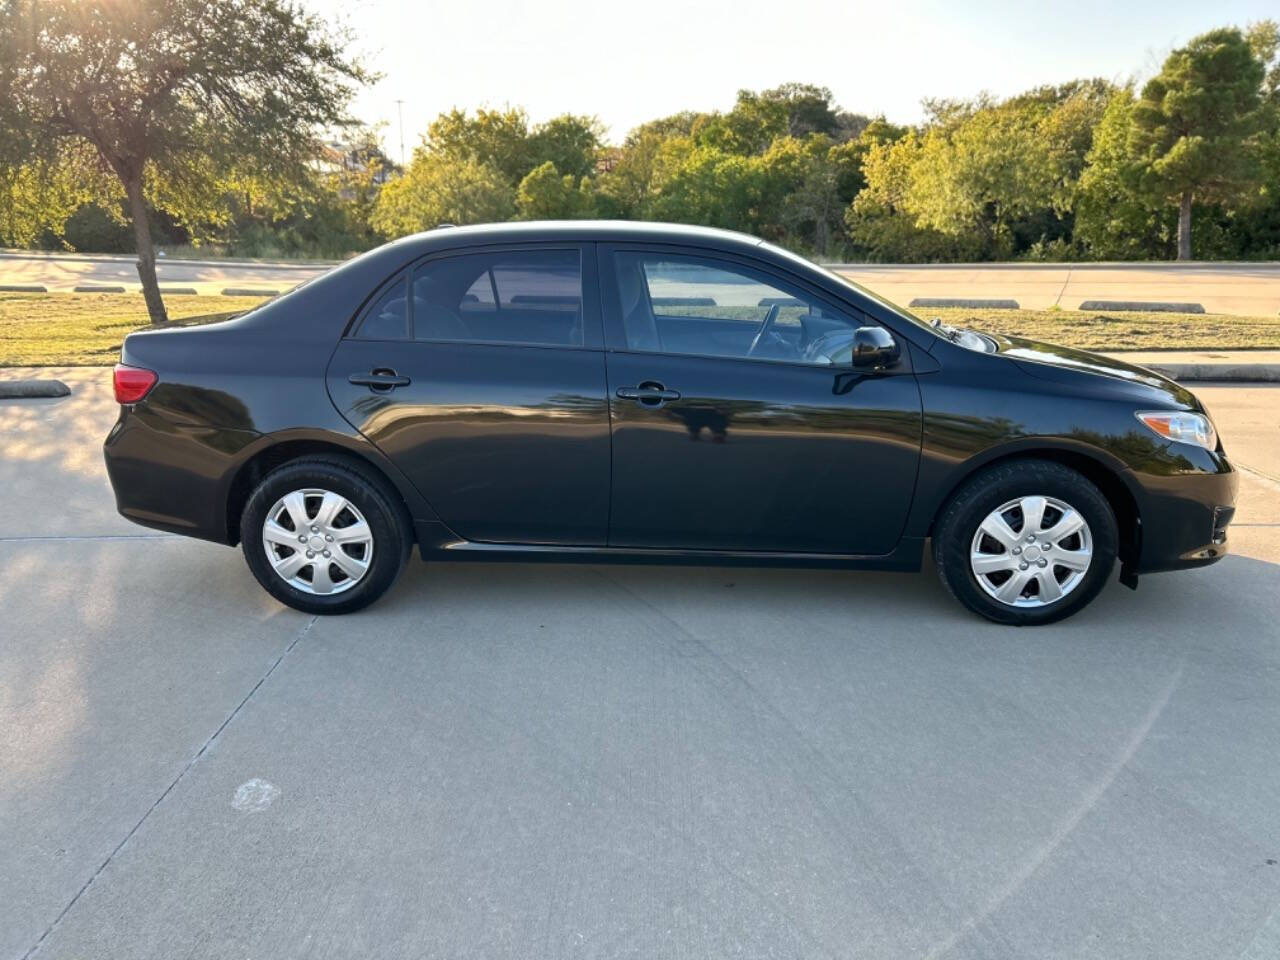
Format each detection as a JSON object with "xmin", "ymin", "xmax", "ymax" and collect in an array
[{"xmin": 104, "ymin": 222, "xmax": 1237, "ymax": 624}]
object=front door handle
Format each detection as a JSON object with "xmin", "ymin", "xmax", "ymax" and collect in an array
[
  {"xmin": 349, "ymin": 369, "xmax": 411, "ymax": 392},
  {"xmin": 617, "ymin": 382, "xmax": 680, "ymax": 407}
]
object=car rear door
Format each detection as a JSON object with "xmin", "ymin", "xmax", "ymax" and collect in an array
[
  {"xmin": 326, "ymin": 243, "xmax": 610, "ymax": 546},
  {"xmin": 600, "ymin": 244, "xmax": 923, "ymax": 555}
]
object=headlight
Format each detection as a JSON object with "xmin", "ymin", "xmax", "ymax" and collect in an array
[{"xmin": 1135, "ymin": 411, "xmax": 1218, "ymax": 451}]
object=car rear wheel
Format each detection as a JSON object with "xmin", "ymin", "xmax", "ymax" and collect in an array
[
  {"xmin": 240, "ymin": 457, "xmax": 411, "ymax": 614},
  {"xmin": 934, "ymin": 460, "xmax": 1118, "ymax": 625}
]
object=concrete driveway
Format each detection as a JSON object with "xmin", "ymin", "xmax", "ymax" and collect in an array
[{"xmin": 3, "ymin": 371, "xmax": 1279, "ymax": 959}]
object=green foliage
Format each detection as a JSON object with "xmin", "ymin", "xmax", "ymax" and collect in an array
[
  {"xmin": 376, "ymin": 108, "xmax": 604, "ymax": 235},
  {"xmin": 515, "ymin": 162, "xmax": 596, "ymax": 220},
  {"xmin": 0, "ymin": 0, "xmax": 370, "ymax": 320},
  {"xmin": 1131, "ymin": 28, "xmax": 1266, "ymax": 201},
  {"xmin": 6, "ymin": 22, "xmax": 1280, "ymax": 267},
  {"xmin": 422, "ymin": 108, "xmax": 603, "ymax": 186},
  {"xmin": 527, "ymin": 115, "xmax": 606, "ymax": 180},
  {"xmin": 372, "ymin": 153, "xmax": 515, "ymax": 235},
  {"xmin": 845, "ymin": 131, "xmax": 981, "ymax": 261},
  {"xmin": 1130, "ymin": 26, "xmax": 1271, "ymax": 256},
  {"xmin": 0, "ymin": 144, "xmax": 112, "ymax": 247},
  {"xmin": 59, "ymin": 203, "xmax": 134, "ymax": 254},
  {"xmin": 644, "ymin": 144, "xmax": 767, "ymax": 230},
  {"xmin": 1074, "ymin": 90, "xmax": 1176, "ymax": 259}
]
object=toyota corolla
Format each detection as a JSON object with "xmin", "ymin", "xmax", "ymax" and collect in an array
[{"xmin": 103, "ymin": 222, "xmax": 1236, "ymax": 624}]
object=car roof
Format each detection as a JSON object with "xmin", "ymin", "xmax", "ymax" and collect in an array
[{"xmin": 391, "ymin": 220, "xmax": 768, "ymax": 255}]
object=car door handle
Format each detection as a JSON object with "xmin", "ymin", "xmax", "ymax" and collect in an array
[
  {"xmin": 617, "ymin": 383, "xmax": 680, "ymax": 406},
  {"xmin": 348, "ymin": 369, "xmax": 411, "ymax": 391}
]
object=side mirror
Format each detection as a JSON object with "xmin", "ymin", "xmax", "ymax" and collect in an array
[{"xmin": 851, "ymin": 326, "xmax": 900, "ymax": 369}]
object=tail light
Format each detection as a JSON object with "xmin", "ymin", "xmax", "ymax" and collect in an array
[{"xmin": 113, "ymin": 364, "xmax": 157, "ymax": 404}]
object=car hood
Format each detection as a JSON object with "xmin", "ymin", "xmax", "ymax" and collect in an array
[{"xmin": 986, "ymin": 333, "xmax": 1200, "ymax": 408}]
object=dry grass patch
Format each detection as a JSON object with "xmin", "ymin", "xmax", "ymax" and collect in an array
[{"xmin": 923, "ymin": 307, "xmax": 1280, "ymax": 351}]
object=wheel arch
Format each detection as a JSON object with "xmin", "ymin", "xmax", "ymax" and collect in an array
[
  {"xmin": 926, "ymin": 446, "xmax": 1142, "ymax": 568},
  {"xmin": 221, "ymin": 432, "xmax": 432, "ymax": 547}
]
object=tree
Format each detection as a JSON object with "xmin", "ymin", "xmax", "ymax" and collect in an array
[
  {"xmin": 906, "ymin": 103, "xmax": 1057, "ymax": 257},
  {"xmin": 372, "ymin": 154, "xmax": 515, "ymax": 236},
  {"xmin": 527, "ymin": 115, "xmax": 605, "ymax": 181},
  {"xmin": 1075, "ymin": 90, "xmax": 1176, "ymax": 259},
  {"xmin": 0, "ymin": 0, "xmax": 368, "ymax": 322},
  {"xmin": 424, "ymin": 108, "xmax": 603, "ymax": 186},
  {"xmin": 0, "ymin": 144, "xmax": 111, "ymax": 248},
  {"xmin": 515, "ymin": 162, "xmax": 596, "ymax": 220},
  {"xmin": 594, "ymin": 113, "xmax": 708, "ymax": 217},
  {"xmin": 759, "ymin": 135, "xmax": 843, "ymax": 255},
  {"xmin": 424, "ymin": 108, "xmax": 534, "ymax": 184},
  {"xmin": 827, "ymin": 117, "xmax": 909, "ymax": 204},
  {"xmin": 644, "ymin": 144, "xmax": 766, "ymax": 232},
  {"xmin": 1130, "ymin": 27, "xmax": 1268, "ymax": 259},
  {"xmin": 844, "ymin": 132, "xmax": 980, "ymax": 262}
]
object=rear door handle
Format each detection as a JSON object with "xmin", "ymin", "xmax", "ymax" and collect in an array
[
  {"xmin": 349, "ymin": 369, "xmax": 411, "ymax": 391},
  {"xmin": 616, "ymin": 382, "xmax": 680, "ymax": 406}
]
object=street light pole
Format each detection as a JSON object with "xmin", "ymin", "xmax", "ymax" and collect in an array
[{"xmin": 395, "ymin": 99, "xmax": 405, "ymax": 168}]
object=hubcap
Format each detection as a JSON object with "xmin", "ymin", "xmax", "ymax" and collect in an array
[
  {"xmin": 970, "ymin": 495, "xmax": 1093, "ymax": 608},
  {"xmin": 262, "ymin": 488, "xmax": 373, "ymax": 595}
]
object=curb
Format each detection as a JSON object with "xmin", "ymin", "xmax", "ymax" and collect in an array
[
  {"xmin": 0, "ymin": 284, "xmax": 47, "ymax": 293},
  {"xmin": 73, "ymin": 285, "xmax": 127, "ymax": 294},
  {"xmin": 911, "ymin": 297, "xmax": 1020, "ymax": 309},
  {"xmin": 0, "ymin": 379, "xmax": 71, "ymax": 398},
  {"xmin": 1080, "ymin": 300, "xmax": 1205, "ymax": 314},
  {"xmin": 0, "ymin": 250, "xmax": 339, "ymax": 269},
  {"xmin": 1129, "ymin": 362, "xmax": 1280, "ymax": 383},
  {"xmin": 221, "ymin": 288, "xmax": 280, "ymax": 297}
]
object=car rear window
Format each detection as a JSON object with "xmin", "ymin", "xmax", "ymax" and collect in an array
[{"xmin": 410, "ymin": 249, "xmax": 583, "ymax": 347}]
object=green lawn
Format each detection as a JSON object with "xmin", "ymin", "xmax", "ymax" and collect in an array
[
  {"xmin": 0, "ymin": 293, "xmax": 269, "ymax": 365},
  {"xmin": 3, "ymin": 293, "xmax": 1280, "ymax": 366}
]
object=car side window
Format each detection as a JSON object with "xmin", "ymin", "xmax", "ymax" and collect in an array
[
  {"xmin": 355, "ymin": 277, "xmax": 408, "ymax": 340},
  {"xmin": 410, "ymin": 249, "xmax": 583, "ymax": 347},
  {"xmin": 610, "ymin": 252, "xmax": 861, "ymax": 365}
]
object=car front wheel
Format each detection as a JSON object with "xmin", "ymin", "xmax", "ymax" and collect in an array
[
  {"xmin": 934, "ymin": 459, "xmax": 1118, "ymax": 625},
  {"xmin": 240, "ymin": 456, "xmax": 411, "ymax": 615}
]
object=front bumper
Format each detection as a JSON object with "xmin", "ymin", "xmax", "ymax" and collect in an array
[{"xmin": 1130, "ymin": 460, "xmax": 1239, "ymax": 573}]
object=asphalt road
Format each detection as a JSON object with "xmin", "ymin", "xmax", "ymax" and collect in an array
[
  {"xmin": 5, "ymin": 250, "xmax": 1280, "ymax": 316},
  {"xmin": 2, "ymin": 370, "xmax": 1279, "ymax": 960}
]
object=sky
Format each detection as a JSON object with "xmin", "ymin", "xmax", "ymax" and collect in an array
[{"xmin": 305, "ymin": 0, "xmax": 1279, "ymax": 160}]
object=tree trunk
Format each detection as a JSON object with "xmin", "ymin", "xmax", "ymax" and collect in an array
[
  {"xmin": 1177, "ymin": 190, "xmax": 1193, "ymax": 261},
  {"xmin": 124, "ymin": 177, "xmax": 169, "ymax": 325}
]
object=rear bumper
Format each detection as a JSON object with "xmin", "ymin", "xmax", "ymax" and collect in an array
[
  {"xmin": 103, "ymin": 405, "xmax": 258, "ymax": 544},
  {"xmin": 1130, "ymin": 459, "xmax": 1239, "ymax": 573}
]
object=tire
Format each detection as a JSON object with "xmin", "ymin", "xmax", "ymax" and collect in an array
[
  {"xmin": 240, "ymin": 456, "xmax": 412, "ymax": 615},
  {"xmin": 933, "ymin": 459, "xmax": 1118, "ymax": 625}
]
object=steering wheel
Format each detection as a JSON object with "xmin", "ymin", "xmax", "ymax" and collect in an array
[
  {"xmin": 746, "ymin": 304, "xmax": 782, "ymax": 357},
  {"xmin": 801, "ymin": 330, "xmax": 855, "ymax": 365}
]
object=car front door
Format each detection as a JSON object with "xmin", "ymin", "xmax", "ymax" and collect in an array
[
  {"xmin": 327, "ymin": 243, "xmax": 610, "ymax": 546},
  {"xmin": 600, "ymin": 244, "xmax": 922, "ymax": 555}
]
